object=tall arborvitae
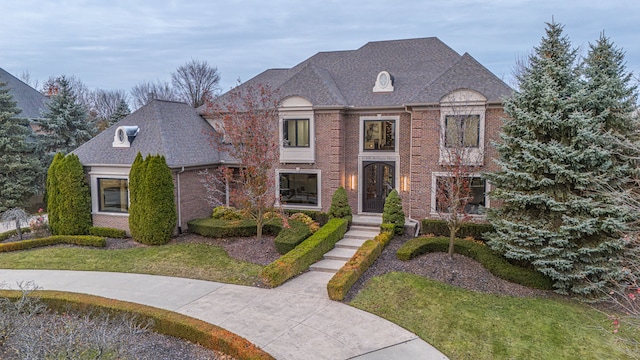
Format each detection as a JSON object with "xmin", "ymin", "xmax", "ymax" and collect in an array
[
  {"xmin": 128, "ymin": 152, "xmax": 145, "ymax": 240},
  {"xmin": 46, "ymin": 152, "xmax": 64, "ymax": 234},
  {"xmin": 140, "ymin": 155, "xmax": 176, "ymax": 245},
  {"xmin": 0, "ymin": 81, "xmax": 43, "ymax": 212},
  {"xmin": 54, "ymin": 154, "xmax": 91, "ymax": 235},
  {"xmin": 486, "ymin": 22, "xmax": 631, "ymax": 298},
  {"xmin": 129, "ymin": 154, "xmax": 176, "ymax": 245},
  {"xmin": 38, "ymin": 76, "xmax": 93, "ymax": 160}
]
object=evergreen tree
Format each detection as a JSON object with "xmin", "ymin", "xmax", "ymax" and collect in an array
[
  {"xmin": 53, "ymin": 154, "xmax": 91, "ymax": 235},
  {"xmin": 128, "ymin": 152, "xmax": 145, "ymax": 240},
  {"xmin": 108, "ymin": 99, "xmax": 131, "ymax": 127},
  {"xmin": 46, "ymin": 152, "xmax": 64, "ymax": 233},
  {"xmin": 38, "ymin": 76, "xmax": 93, "ymax": 160},
  {"xmin": 486, "ymin": 22, "xmax": 631, "ymax": 298},
  {"xmin": 382, "ymin": 189, "xmax": 405, "ymax": 235},
  {"xmin": 328, "ymin": 186, "xmax": 352, "ymax": 221},
  {"xmin": 0, "ymin": 81, "xmax": 43, "ymax": 212},
  {"xmin": 140, "ymin": 155, "xmax": 176, "ymax": 245}
]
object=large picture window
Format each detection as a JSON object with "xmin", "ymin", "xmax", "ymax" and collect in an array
[
  {"xmin": 434, "ymin": 176, "xmax": 486, "ymax": 215},
  {"xmin": 363, "ymin": 120, "xmax": 395, "ymax": 151},
  {"xmin": 98, "ymin": 178, "xmax": 128, "ymax": 213},
  {"xmin": 279, "ymin": 173, "xmax": 318, "ymax": 206},
  {"xmin": 445, "ymin": 115, "xmax": 480, "ymax": 148},
  {"xmin": 283, "ymin": 119, "xmax": 310, "ymax": 147}
]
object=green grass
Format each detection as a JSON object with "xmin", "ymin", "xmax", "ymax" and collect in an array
[
  {"xmin": 350, "ymin": 272, "xmax": 634, "ymax": 360},
  {"xmin": 0, "ymin": 243, "xmax": 264, "ymax": 286}
]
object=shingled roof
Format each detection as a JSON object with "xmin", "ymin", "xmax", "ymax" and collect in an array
[
  {"xmin": 73, "ymin": 100, "xmax": 232, "ymax": 168},
  {"xmin": 0, "ymin": 67, "xmax": 48, "ymax": 119},
  {"xmin": 208, "ymin": 37, "xmax": 512, "ymax": 109}
]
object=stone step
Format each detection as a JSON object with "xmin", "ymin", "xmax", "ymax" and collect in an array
[
  {"xmin": 350, "ymin": 225, "xmax": 379, "ymax": 232},
  {"xmin": 335, "ymin": 237, "xmax": 367, "ymax": 250},
  {"xmin": 309, "ymin": 259, "xmax": 346, "ymax": 273},
  {"xmin": 324, "ymin": 247, "xmax": 357, "ymax": 261},
  {"xmin": 343, "ymin": 229, "xmax": 379, "ymax": 240}
]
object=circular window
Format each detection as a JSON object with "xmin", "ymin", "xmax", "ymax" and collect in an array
[
  {"xmin": 117, "ymin": 129, "xmax": 125, "ymax": 142},
  {"xmin": 379, "ymin": 72, "xmax": 389, "ymax": 87}
]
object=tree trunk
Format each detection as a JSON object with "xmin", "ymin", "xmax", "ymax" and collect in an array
[
  {"xmin": 448, "ymin": 229, "xmax": 455, "ymax": 259},
  {"xmin": 16, "ymin": 223, "xmax": 23, "ymax": 240},
  {"xmin": 255, "ymin": 210, "xmax": 263, "ymax": 241}
]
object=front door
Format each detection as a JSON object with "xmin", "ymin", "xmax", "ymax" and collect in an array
[{"xmin": 362, "ymin": 162, "xmax": 395, "ymax": 213}]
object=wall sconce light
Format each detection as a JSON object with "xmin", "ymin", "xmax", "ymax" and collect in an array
[
  {"xmin": 350, "ymin": 174, "xmax": 357, "ymax": 190},
  {"xmin": 401, "ymin": 176, "xmax": 409, "ymax": 192}
]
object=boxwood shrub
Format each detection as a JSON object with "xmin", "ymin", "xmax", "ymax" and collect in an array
[
  {"xmin": 187, "ymin": 218, "xmax": 281, "ymax": 238},
  {"xmin": 274, "ymin": 220, "xmax": 312, "ymax": 254},
  {"xmin": 421, "ymin": 219, "xmax": 494, "ymax": 240},
  {"xmin": 89, "ymin": 227, "xmax": 127, "ymax": 239},
  {"xmin": 0, "ymin": 235, "xmax": 106, "ymax": 252},
  {"xmin": 327, "ymin": 226, "xmax": 394, "ymax": 301},
  {"xmin": 0, "ymin": 290, "xmax": 274, "ymax": 360},
  {"xmin": 284, "ymin": 210, "xmax": 329, "ymax": 226},
  {"xmin": 396, "ymin": 236, "xmax": 553, "ymax": 290},
  {"xmin": 260, "ymin": 218, "xmax": 348, "ymax": 287}
]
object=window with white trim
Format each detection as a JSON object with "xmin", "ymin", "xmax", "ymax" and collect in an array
[
  {"xmin": 283, "ymin": 119, "xmax": 310, "ymax": 147},
  {"xmin": 279, "ymin": 173, "xmax": 318, "ymax": 206},
  {"xmin": 444, "ymin": 115, "xmax": 480, "ymax": 148},
  {"xmin": 363, "ymin": 119, "xmax": 396, "ymax": 151},
  {"xmin": 432, "ymin": 174, "xmax": 488, "ymax": 215},
  {"xmin": 98, "ymin": 178, "xmax": 129, "ymax": 213}
]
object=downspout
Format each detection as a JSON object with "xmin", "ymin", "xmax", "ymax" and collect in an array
[
  {"xmin": 177, "ymin": 166, "xmax": 185, "ymax": 234},
  {"xmin": 405, "ymin": 105, "xmax": 421, "ymax": 237}
]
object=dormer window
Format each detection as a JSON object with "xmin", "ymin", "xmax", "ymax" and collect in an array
[
  {"xmin": 373, "ymin": 71, "xmax": 394, "ymax": 92},
  {"xmin": 112, "ymin": 126, "xmax": 140, "ymax": 148}
]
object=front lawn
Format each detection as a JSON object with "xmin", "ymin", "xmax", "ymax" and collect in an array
[
  {"xmin": 0, "ymin": 243, "xmax": 264, "ymax": 286},
  {"xmin": 350, "ymin": 272, "xmax": 633, "ymax": 360}
]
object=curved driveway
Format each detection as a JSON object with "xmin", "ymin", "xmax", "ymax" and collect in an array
[{"xmin": 0, "ymin": 269, "xmax": 448, "ymax": 360}]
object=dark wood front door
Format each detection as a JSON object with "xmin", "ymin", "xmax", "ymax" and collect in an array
[{"xmin": 363, "ymin": 162, "xmax": 395, "ymax": 213}]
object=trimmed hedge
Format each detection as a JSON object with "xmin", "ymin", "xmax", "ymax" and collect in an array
[
  {"xmin": 274, "ymin": 220, "xmax": 312, "ymax": 254},
  {"xmin": 260, "ymin": 218, "xmax": 348, "ymax": 287},
  {"xmin": 422, "ymin": 219, "xmax": 494, "ymax": 240},
  {"xmin": 284, "ymin": 210, "xmax": 329, "ymax": 226},
  {"xmin": 89, "ymin": 226, "xmax": 127, "ymax": 238},
  {"xmin": 0, "ymin": 235, "xmax": 106, "ymax": 252},
  {"xmin": 0, "ymin": 227, "xmax": 31, "ymax": 242},
  {"xmin": 327, "ymin": 226, "xmax": 394, "ymax": 301},
  {"xmin": 0, "ymin": 290, "xmax": 274, "ymax": 360},
  {"xmin": 188, "ymin": 218, "xmax": 281, "ymax": 238},
  {"xmin": 396, "ymin": 236, "xmax": 553, "ymax": 290}
]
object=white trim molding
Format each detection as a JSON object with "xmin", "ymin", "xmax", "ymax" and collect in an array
[{"xmin": 279, "ymin": 96, "xmax": 315, "ymax": 163}]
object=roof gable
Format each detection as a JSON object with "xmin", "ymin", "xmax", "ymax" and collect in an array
[
  {"xmin": 74, "ymin": 100, "xmax": 231, "ymax": 168},
  {"xmin": 415, "ymin": 53, "xmax": 513, "ymax": 103},
  {"xmin": 211, "ymin": 37, "xmax": 512, "ymax": 109},
  {"xmin": 0, "ymin": 67, "xmax": 48, "ymax": 119}
]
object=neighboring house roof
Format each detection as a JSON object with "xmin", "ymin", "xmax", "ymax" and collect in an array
[
  {"xmin": 0, "ymin": 67, "xmax": 48, "ymax": 119},
  {"xmin": 204, "ymin": 37, "xmax": 512, "ymax": 110},
  {"xmin": 73, "ymin": 100, "xmax": 232, "ymax": 168}
]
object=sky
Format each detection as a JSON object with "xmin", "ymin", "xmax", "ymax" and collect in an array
[{"xmin": 2, "ymin": 0, "xmax": 639, "ymax": 94}]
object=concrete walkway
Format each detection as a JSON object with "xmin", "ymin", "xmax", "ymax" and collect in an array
[{"xmin": 0, "ymin": 269, "xmax": 448, "ymax": 360}]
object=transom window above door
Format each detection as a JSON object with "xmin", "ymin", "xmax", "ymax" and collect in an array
[{"xmin": 363, "ymin": 120, "xmax": 395, "ymax": 151}]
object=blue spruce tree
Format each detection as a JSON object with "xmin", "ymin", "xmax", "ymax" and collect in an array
[{"xmin": 486, "ymin": 22, "xmax": 636, "ymax": 298}]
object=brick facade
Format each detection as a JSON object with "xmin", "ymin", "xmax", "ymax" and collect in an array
[{"xmin": 277, "ymin": 102, "xmax": 506, "ymax": 221}]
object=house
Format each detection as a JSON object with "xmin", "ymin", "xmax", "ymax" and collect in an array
[
  {"xmin": 73, "ymin": 99, "xmax": 231, "ymax": 233},
  {"xmin": 73, "ymin": 37, "xmax": 511, "ymax": 235},
  {"xmin": 0, "ymin": 67, "xmax": 48, "ymax": 127},
  {"xmin": 205, "ymin": 37, "xmax": 511, "ymax": 222}
]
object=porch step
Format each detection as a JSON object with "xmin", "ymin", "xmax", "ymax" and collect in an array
[
  {"xmin": 343, "ymin": 229, "xmax": 379, "ymax": 240},
  {"xmin": 335, "ymin": 237, "xmax": 368, "ymax": 250},
  {"xmin": 309, "ymin": 223, "xmax": 381, "ymax": 275},
  {"xmin": 324, "ymin": 247, "xmax": 357, "ymax": 261},
  {"xmin": 309, "ymin": 259, "xmax": 347, "ymax": 273}
]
